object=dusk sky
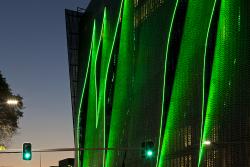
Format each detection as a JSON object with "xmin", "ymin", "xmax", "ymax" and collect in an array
[{"xmin": 0, "ymin": 0, "xmax": 89, "ymax": 166}]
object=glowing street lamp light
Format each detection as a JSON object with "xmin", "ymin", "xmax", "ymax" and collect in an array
[
  {"xmin": 0, "ymin": 145, "xmax": 6, "ymax": 151},
  {"xmin": 203, "ymin": 140, "xmax": 212, "ymax": 146},
  {"xmin": 6, "ymin": 99, "xmax": 19, "ymax": 105}
]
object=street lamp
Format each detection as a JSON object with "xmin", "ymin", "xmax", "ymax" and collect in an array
[
  {"xmin": 6, "ymin": 99, "xmax": 19, "ymax": 105},
  {"xmin": 203, "ymin": 140, "xmax": 212, "ymax": 146},
  {"xmin": 0, "ymin": 145, "xmax": 6, "ymax": 151},
  {"xmin": 0, "ymin": 99, "xmax": 19, "ymax": 110}
]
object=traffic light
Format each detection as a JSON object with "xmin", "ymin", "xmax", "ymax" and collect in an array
[
  {"xmin": 22, "ymin": 143, "xmax": 32, "ymax": 160},
  {"xmin": 141, "ymin": 141, "xmax": 154, "ymax": 159}
]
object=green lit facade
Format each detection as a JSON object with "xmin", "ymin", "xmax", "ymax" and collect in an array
[{"xmin": 66, "ymin": 0, "xmax": 250, "ymax": 166}]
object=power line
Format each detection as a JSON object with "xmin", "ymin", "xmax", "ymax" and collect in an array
[{"xmin": 0, "ymin": 147, "xmax": 141, "ymax": 154}]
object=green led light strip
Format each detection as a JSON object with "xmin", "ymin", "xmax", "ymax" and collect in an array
[
  {"xmin": 96, "ymin": 1, "xmax": 124, "ymax": 127},
  {"xmin": 82, "ymin": 14, "xmax": 104, "ymax": 166},
  {"xmin": 94, "ymin": 7, "xmax": 108, "ymax": 167},
  {"xmin": 102, "ymin": 1, "xmax": 125, "ymax": 165},
  {"xmin": 156, "ymin": 1, "xmax": 179, "ymax": 166},
  {"xmin": 95, "ymin": 13, "xmax": 105, "ymax": 129},
  {"xmin": 90, "ymin": 6, "xmax": 123, "ymax": 165},
  {"xmin": 75, "ymin": 20, "xmax": 96, "ymax": 167},
  {"xmin": 198, "ymin": 0, "xmax": 217, "ymax": 166},
  {"xmin": 93, "ymin": 11, "xmax": 105, "ymax": 166},
  {"xmin": 158, "ymin": 0, "xmax": 219, "ymax": 166},
  {"xmin": 102, "ymin": 7, "xmax": 107, "ymax": 167},
  {"xmin": 105, "ymin": 0, "xmax": 133, "ymax": 165}
]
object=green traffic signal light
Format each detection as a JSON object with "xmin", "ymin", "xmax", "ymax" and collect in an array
[
  {"xmin": 24, "ymin": 152, "xmax": 31, "ymax": 159},
  {"xmin": 141, "ymin": 141, "xmax": 154, "ymax": 159},
  {"xmin": 146, "ymin": 150, "xmax": 153, "ymax": 157},
  {"xmin": 22, "ymin": 143, "xmax": 32, "ymax": 160}
]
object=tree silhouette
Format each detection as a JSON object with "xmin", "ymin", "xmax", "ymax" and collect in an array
[{"xmin": 0, "ymin": 71, "xmax": 23, "ymax": 147}]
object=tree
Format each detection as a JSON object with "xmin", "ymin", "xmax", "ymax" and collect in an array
[{"xmin": 0, "ymin": 71, "xmax": 23, "ymax": 147}]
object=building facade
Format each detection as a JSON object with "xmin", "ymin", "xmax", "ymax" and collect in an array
[{"xmin": 66, "ymin": 0, "xmax": 250, "ymax": 166}]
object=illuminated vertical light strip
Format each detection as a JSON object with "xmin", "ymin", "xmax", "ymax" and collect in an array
[
  {"xmin": 96, "ymin": 1, "xmax": 124, "ymax": 127},
  {"xmin": 82, "ymin": 15, "xmax": 104, "ymax": 166},
  {"xmin": 198, "ymin": 0, "xmax": 239, "ymax": 165},
  {"xmin": 95, "ymin": 15, "xmax": 105, "ymax": 129},
  {"xmin": 83, "ymin": 19, "xmax": 98, "ymax": 166},
  {"xmin": 100, "ymin": 2, "xmax": 124, "ymax": 166},
  {"xmin": 105, "ymin": 0, "xmax": 132, "ymax": 165},
  {"xmin": 156, "ymin": 1, "xmax": 179, "ymax": 166},
  {"xmin": 90, "ymin": 9, "xmax": 106, "ymax": 165},
  {"xmin": 94, "ymin": 7, "xmax": 109, "ymax": 167},
  {"xmin": 75, "ymin": 20, "xmax": 95, "ymax": 167},
  {"xmin": 103, "ymin": 0, "xmax": 123, "ymax": 166},
  {"xmin": 158, "ymin": 0, "xmax": 218, "ymax": 166},
  {"xmin": 102, "ymin": 7, "xmax": 107, "ymax": 167},
  {"xmin": 96, "ymin": 3, "xmax": 124, "ymax": 164},
  {"xmin": 92, "ymin": 11, "xmax": 105, "ymax": 167},
  {"xmin": 198, "ymin": 0, "xmax": 217, "ymax": 166},
  {"xmin": 95, "ymin": 1, "xmax": 124, "ymax": 164}
]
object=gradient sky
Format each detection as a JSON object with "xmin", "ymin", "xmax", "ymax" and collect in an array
[{"xmin": 0, "ymin": 0, "xmax": 89, "ymax": 166}]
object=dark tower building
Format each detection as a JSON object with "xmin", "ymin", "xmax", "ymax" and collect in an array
[{"xmin": 66, "ymin": 0, "xmax": 250, "ymax": 166}]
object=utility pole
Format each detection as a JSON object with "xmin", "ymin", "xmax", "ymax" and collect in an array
[{"xmin": 40, "ymin": 152, "xmax": 42, "ymax": 167}]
